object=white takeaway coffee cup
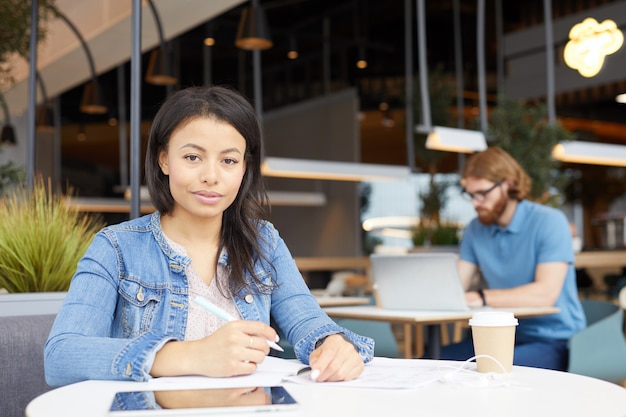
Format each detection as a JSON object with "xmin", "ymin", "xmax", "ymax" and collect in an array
[{"xmin": 469, "ymin": 311, "xmax": 519, "ymax": 373}]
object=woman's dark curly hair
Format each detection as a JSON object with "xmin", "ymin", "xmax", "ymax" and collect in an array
[{"xmin": 145, "ymin": 85, "xmax": 271, "ymax": 295}]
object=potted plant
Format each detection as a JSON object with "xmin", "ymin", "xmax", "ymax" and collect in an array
[
  {"xmin": 0, "ymin": 176, "xmax": 104, "ymax": 315},
  {"xmin": 412, "ymin": 179, "xmax": 460, "ymax": 248}
]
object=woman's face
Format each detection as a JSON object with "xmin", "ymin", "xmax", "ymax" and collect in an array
[{"xmin": 158, "ymin": 116, "xmax": 247, "ymax": 221}]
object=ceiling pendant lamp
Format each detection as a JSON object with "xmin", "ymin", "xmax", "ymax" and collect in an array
[
  {"xmin": 145, "ymin": 48, "xmax": 177, "ymax": 86},
  {"xmin": 552, "ymin": 141, "xmax": 626, "ymax": 167},
  {"xmin": 35, "ymin": 104, "xmax": 54, "ymax": 133},
  {"xmin": 145, "ymin": 0, "xmax": 177, "ymax": 86},
  {"xmin": 52, "ymin": 6, "xmax": 108, "ymax": 115},
  {"xmin": 36, "ymin": 73, "xmax": 54, "ymax": 133},
  {"xmin": 79, "ymin": 81, "xmax": 108, "ymax": 115},
  {"xmin": 235, "ymin": 0, "xmax": 272, "ymax": 50},
  {"xmin": 0, "ymin": 94, "xmax": 17, "ymax": 145}
]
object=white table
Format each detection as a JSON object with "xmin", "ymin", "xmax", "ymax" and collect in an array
[
  {"xmin": 26, "ymin": 358, "xmax": 626, "ymax": 417},
  {"xmin": 323, "ymin": 305, "xmax": 561, "ymax": 359}
]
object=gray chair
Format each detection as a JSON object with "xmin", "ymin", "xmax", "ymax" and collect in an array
[
  {"xmin": 567, "ymin": 299, "xmax": 626, "ymax": 385},
  {"xmin": 333, "ymin": 318, "xmax": 400, "ymax": 358},
  {"xmin": 0, "ymin": 314, "xmax": 56, "ymax": 417}
]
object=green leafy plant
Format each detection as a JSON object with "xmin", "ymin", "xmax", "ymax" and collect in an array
[
  {"xmin": 487, "ymin": 98, "xmax": 574, "ymax": 206},
  {"xmin": 0, "ymin": 157, "xmax": 24, "ymax": 195},
  {"xmin": 0, "ymin": 177, "xmax": 104, "ymax": 292},
  {"xmin": 412, "ymin": 224, "xmax": 460, "ymax": 247},
  {"xmin": 0, "ymin": 0, "xmax": 56, "ymax": 88}
]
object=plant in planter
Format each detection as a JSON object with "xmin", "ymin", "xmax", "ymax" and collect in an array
[
  {"xmin": 411, "ymin": 67, "xmax": 461, "ymax": 247},
  {"xmin": 0, "ymin": 177, "xmax": 104, "ymax": 293},
  {"xmin": 412, "ymin": 179, "xmax": 460, "ymax": 247}
]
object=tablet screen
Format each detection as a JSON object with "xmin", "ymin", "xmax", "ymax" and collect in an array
[{"xmin": 108, "ymin": 386, "xmax": 298, "ymax": 415}]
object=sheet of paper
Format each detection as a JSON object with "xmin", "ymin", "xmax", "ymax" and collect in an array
[{"xmin": 282, "ymin": 357, "xmax": 448, "ymax": 389}]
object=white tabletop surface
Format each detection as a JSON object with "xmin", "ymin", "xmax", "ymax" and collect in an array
[{"xmin": 26, "ymin": 357, "xmax": 626, "ymax": 417}]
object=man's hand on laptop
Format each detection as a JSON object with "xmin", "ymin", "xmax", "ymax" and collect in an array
[{"xmin": 466, "ymin": 290, "xmax": 486, "ymax": 308}]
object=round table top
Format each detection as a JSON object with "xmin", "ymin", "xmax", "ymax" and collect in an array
[{"xmin": 27, "ymin": 359, "xmax": 626, "ymax": 417}]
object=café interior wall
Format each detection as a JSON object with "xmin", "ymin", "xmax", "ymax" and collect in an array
[
  {"xmin": 263, "ymin": 89, "xmax": 362, "ymax": 257},
  {"xmin": 0, "ymin": 111, "xmax": 61, "ymax": 185},
  {"xmin": 0, "ymin": 89, "xmax": 363, "ymax": 258}
]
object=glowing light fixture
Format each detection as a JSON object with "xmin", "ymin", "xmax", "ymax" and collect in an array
[
  {"xmin": 235, "ymin": 0, "xmax": 272, "ymax": 50},
  {"xmin": 145, "ymin": 0, "xmax": 177, "ymax": 86},
  {"xmin": 287, "ymin": 36, "xmax": 298, "ymax": 59},
  {"xmin": 204, "ymin": 22, "xmax": 216, "ymax": 47},
  {"xmin": 563, "ymin": 17, "xmax": 624, "ymax": 78},
  {"xmin": 0, "ymin": 94, "xmax": 16, "ymax": 144},
  {"xmin": 35, "ymin": 73, "xmax": 54, "ymax": 133},
  {"xmin": 362, "ymin": 216, "xmax": 419, "ymax": 232},
  {"xmin": 425, "ymin": 126, "xmax": 487, "ymax": 154},
  {"xmin": 356, "ymin": 46, "xmax": 368, "ymax": 69},
  {"xmin": 52, "ymin": 6, "xmax": 108, "ymax": 114},
  {"xmin": 267, "ymin": 191, "xmax": 326, "ymax": 206},
  {"xmin": 261, "ymin": 157, "xmax": 411, "ymax": 182},
  {"xmin": 552, "ymin": 141, "xmax": 626, "ymax": 167}
]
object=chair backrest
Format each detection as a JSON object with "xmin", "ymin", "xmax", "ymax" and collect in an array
[
  {"xmin": 617, "ymin": 287, "xmax": 626, "ymax": 335},
  {"xmin": 582, "ymin": 299, "xmax": 620, "ymax": 326},
  {"xmin": 567, "ymin": 299, "xmax": 626, "ymax": 384},
  {"xmin": 619, "ymin": 286, "xmax": 626, "ymax": 311},
  {"xmin": 0, "ymin": 314, "xmax": 56, "ymax": 417}
]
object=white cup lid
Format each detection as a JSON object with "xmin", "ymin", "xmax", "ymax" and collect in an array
[{"xmin": 469, "ymin": 311, "xmax": 518, "ymax": 327}]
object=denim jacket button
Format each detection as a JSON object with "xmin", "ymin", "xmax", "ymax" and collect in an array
[
  {"xmin": 244, "ymin": 294, "xmax": 253, "ymax": 304},
  {"xmin": 136, "ymin": 287, "xmax": 144, "ymax": 302}
]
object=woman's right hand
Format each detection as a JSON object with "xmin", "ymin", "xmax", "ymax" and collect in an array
[{"xmin": 150, "ymin": 320, "xmax": 279, "ymax": 378}]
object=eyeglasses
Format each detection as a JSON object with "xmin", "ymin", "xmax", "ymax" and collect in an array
[{"xmin": 462, "ymin": 180, "xmax": 503, "ymax": 203}]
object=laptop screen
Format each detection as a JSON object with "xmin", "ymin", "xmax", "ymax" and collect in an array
[{"xmin": 370, "ymin": 252, "xmax": 469, "ymax": 311}]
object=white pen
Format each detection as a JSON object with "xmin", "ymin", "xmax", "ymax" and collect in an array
[{"xmin": 194, "ymin": 295, "xmax": 284, "ymax": 352}]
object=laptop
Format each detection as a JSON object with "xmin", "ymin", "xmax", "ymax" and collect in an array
[{"xmin": 370, "ymin": 252, "xmax": 470, "ymax": 311}]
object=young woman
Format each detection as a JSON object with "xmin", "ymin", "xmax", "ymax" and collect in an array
[{"xmin": 45, "ymin": 85, "xmax": 373, "ymax": 387}]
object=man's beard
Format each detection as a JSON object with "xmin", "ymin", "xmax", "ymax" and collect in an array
[{"xmin": 476, "ymin": 193, "xmax": 508, "ymax": 225}]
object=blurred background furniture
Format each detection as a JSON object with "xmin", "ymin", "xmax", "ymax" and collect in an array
[
  {"xmin": 567, "ymin": 299, "xmax": 626, "ymax": 386},
  {"xmin": 333, "ymin": 317, "xmax": 400, "ymax": 358},
  {"xmin": 0, "ymin": 314, "xmax": 56, "ymax": 417},
  {"xmin": 602, "ymin": 267, "xmax": 626, "ymax": 299}
]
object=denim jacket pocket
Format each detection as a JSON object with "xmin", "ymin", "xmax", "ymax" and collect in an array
[{"xmin": 118, "ymin": 278, "xmax": 163, "ymax": 338}]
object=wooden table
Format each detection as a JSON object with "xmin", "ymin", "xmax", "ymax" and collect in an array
[
  {"xmin": 293, "ymin": 252, "xmax": 626, "ymax": 271},
  {"xmin": 574, "ymin": 250, "xmax": 626, "ymax": 269},
  {"xmin": 65, "ymin": 197, "xmax": 155, "ymax": 214},
  {"xmin": 323, "ymin": 305, "xmax": 560, "ymax": 359},
  {"xmin": 294, "ymin": 256, "xmax": 371, "ymax": 271},
  {"xmin": 315, "ymin": 295, "xmax": 371, "ymax": 307}
]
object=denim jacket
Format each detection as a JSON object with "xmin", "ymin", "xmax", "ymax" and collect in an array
[{"xmin": 44, "ymin": 212, "xmax": 374, "ymax": 387}]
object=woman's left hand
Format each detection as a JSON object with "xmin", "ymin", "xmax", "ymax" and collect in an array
[{"xmin": 308, "ymin": 334, "xmax": 365, "ymax": 382}]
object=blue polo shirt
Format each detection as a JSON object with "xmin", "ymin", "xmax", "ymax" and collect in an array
[{"xmin": 459, "ymin": 200, "xmax": 586, "ymax": 342}]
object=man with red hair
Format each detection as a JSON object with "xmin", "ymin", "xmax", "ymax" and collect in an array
[{"xmin": 440, "ymin": 147, "xmax": 585, "ymax": 371}]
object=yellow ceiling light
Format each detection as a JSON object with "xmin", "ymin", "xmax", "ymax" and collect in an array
[
  {"xmin": 261, "ymin": 157, "xmax": 411, "ymax": 182},
  {"xmin": 362, "ymin": 216, "xmax": 419, "ymax": 232},
  {"xmin": 425, "ymin": 126, "xmax": 487, "ymax": 154},
  {"xmin": 563, "ymin": 17, "xmax": 624, "ymax": 78},
  {"xmin": 552, "ymin": 141, "xmax": 626, "ymax": 167}
]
